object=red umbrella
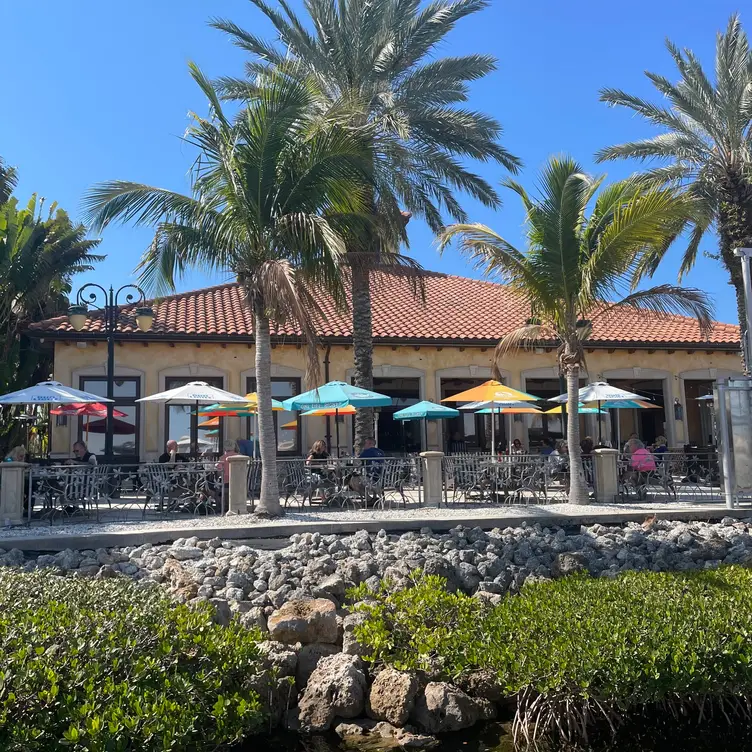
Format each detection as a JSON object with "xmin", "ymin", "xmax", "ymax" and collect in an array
[
  {"xmin": 51, "ymin": 403, "xmax": 127, "ymax": 443},
  {"xmin": 50, "ymin": 403, "xmax": 127, "ymax": 417},
  {"xmin": 85, "ymin": 417, "xmax": 135, "ymax": 434}
]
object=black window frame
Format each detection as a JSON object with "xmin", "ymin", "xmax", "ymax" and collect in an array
[
  {"xmin": 246, "ymin": 376, "xmax": 301, "ymax": 456},
  {"xmin": 164, "ymin": 376, "xmax": 224, "ymax": 457},
  {"xmin": 78, "ymin": 376, "xmax": 141, "ymax": 460}
]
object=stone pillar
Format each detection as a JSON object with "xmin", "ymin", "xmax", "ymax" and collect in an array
[
  {"xmin": 420, "ymin": 451, "xmax": 444, "ymax": 507},
  {"xmin": 226, "ymin": 454, "xmax": 250, "ymax": 515},
  {"xmin": 0, "ymin": 462, "xmax": 28, "ymax": 526},
  {"xmin": 593, "ymin": 448, "xmax": 619, "ymax": 503}
]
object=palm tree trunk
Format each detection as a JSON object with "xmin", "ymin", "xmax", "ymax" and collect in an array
[
  {"xmin": 351, "ymin": 261, "xmax": 374, "ymax": 455},
  {"xmin": 564, "ymin": 357, "xmax": 589, "ymax": 505},
  {"xmin": 718, "ymin": 170, "xmax": 752, "ymax": 370},
  {"xmin": 253, "ymin": 298, "xmax": 281, "ymax": 516}
]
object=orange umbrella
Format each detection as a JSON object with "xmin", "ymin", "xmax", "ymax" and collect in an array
[
  {"xmin": 198, "ymin": 416, "xmax": 220, "ymax": 428},
  {"xmin": 301, "ymin": 405, "xmax": 357, "ymax": 417},
  {"xmin": 441, "ymin": 380, "xmax": 538, "ymax": 403}
]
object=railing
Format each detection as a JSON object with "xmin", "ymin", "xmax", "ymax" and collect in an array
[
  {"xmin": 20, "ymin": 448, "xmax": 724, "ymax": 525},
  {"xmin": 618, "ymin": 450, "xmax": 721, "ymax": 502},
  {"xmin": 442, "ymin": 453, "xmax": 575, "ymax": 505},
  {"xmin": 27, "ymin": 462, "xmax": 225, "ymax": 524},
  {"xmin": 272, "ymin": 456, "xmax": 420, "ymax": 510}
]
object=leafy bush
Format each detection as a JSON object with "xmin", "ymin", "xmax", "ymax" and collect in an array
[
  {"xmin": 353, "ymin": 567, "xmax": 752, "ymax": 744},
  {"xmin": 0, "ymin": 570, "xmax": 264, "ymax": 751}
]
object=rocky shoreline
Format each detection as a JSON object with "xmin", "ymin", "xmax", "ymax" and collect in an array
[{"xmin": 3, "ymin": 516, "xmax": 752, "ymax": 745}]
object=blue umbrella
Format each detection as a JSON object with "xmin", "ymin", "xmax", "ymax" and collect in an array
[
  {"xmin": 283, "ymin": 381, "xmax": 392, "ymax": 455},
  {"xmin": 393, "ymin": 401, "xmax": 459, "ymax": 421},
  {"xmin": 394, "ymin": 401, "xmax": 460, "ymax": 452}
]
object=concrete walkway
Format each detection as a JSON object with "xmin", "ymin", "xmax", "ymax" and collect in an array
[{"xmin": 0, "ymin": 500, "xmax": 748, "ymax": 551}]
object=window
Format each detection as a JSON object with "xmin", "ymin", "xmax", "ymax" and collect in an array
[
  {"xmin": 164, "ymin": 377, "xmax": 223, "ymax": 457},
  {"xmin": 78, "ymin": 377, "xmax": 140, "ymax": 459},
  {"xmin": 246, "ymin": 377, "xmax": 300, "ymax": 455}
]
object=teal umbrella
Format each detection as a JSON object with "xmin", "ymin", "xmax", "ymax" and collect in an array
[
  {"xmin": 283, "ymin": 381, "xmax": 392, "ymax": 456},
  {"xmin": 394, "ymin": 401, "xmax": 460, "ymax": 452}
]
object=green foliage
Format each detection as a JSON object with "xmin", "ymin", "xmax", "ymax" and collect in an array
[
  {"xmin": 353, "ymin": 567, "xmax": 752, "ymax": 707},
  {"xmin": 0, "ymin": 570, "xmax": 264, "ymax": 751},
  {"xmin": 0, "ymin": 161, "xmax": 103, "ymax": 454},
  {"xmin": 350, "ymin": 574, "xmax": 490, "ymax": 677}
]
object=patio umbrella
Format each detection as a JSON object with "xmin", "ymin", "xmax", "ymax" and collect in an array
[
  {"xmin": 301, "ymin": 405, "xmax": 357, "ymax": 417},
  {"xmin": 200, "ymin": 394, "xmax": 286, "ymax": 458},
  {"xmin": 137, "ymin": 381, "xmax": 247, "ymax": 459},
  {"xmin": 594, "ymin": 398, "xmax": 660, "ymax": 450},
  {"xmin": 283, "ymin": 381, "xmax": 392, "ymax": 456},
  {"xmin": 85, "ymin": 417, "xmax": 135, "ymax": 434},
  {"xmin": 0, "ymin": 381, "xmax": 114, "ymax": 405},
  {"xmin": 51, "ymin": 403, "xmax": 128, "ymax": 443},
  {"xmin": 544, "ymin": 405, "xmax": 606, "ymax": 414},
  {"xmin": 0, "ymin": 382, "xmax": 116, "ymax": 458},
  {"xmin": 198, "ymin": 417, "xmax": 219, "ymax": 428},
  {"xmin": 393, "ymin": 400, "xmax": 460, "ymax": 453},
  {"xmin": 549, "ymin": 382, "xmax": 643, "ymax": 444},
  {"xmin": 443, "ymin": 382, "xmax": 539, "ymax": 454}
]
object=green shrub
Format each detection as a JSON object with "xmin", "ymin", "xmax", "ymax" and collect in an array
[
  {"xmin": 0, "ymin": 570, "xmax": 264, "ymax": 751},
  {"xmin": 353, "ymin": 567, "xmax": 752, "ymax": 743}
]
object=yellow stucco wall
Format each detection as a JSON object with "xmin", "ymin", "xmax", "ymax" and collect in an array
[{"xmin": 51, "ymin": 340, "xmax": 742, "ymax": 458}]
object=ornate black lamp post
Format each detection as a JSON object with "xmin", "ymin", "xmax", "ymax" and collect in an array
[{"xmin": 67, "ymin": 284, "xmax": 153, "ymax": 460}]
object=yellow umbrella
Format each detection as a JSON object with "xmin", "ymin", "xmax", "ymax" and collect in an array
[
  {"xmin": 281, "ymin": 419, "xmax": 299, "ymax": 430},
  {"xmin": 441, "ymin": 380, "xmax": 538, "ymax": 403}
]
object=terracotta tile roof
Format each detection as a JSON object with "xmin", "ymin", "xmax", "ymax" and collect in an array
[{"xmin": 28, "ymin": 271, "xmax": 740, "ymax": 348}]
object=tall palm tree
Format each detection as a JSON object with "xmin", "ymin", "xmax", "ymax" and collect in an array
[
  {"xmin": 212, "ymin": 0, "xmax": 521, "ymax": 452},
  {"xmin": 84, "ymin": 68, "xmax": 372, "ymax": 516},
  {"xmin": 597, "ymin": 14, "xmax": 752, "ymax": 351},
  {"xmin": 440, "ymin": 157, "xmax": 713, "ymax": 504}
]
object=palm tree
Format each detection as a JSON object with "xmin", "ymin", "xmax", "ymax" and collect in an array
[
  {"xmin": 84, "ymin": 68, "xmax": 372, "ymax": 516},
  {"xmin": 597, "ymin": 14, "xmax": 752, "ymax": 352},
  {"xmin": 0, "ymin": 186, "xmax": 102, "ymax": 453},
  {"xmin": 440, "ymin": 157, "xmax": 713, "ymax": 504},
  {"xmin": 212, "ymin": 0, "xmax": 521, "ymax": 452},
  {"xmin": 0, "ymin": 157, "xmax": 18, "ymax": 204}
]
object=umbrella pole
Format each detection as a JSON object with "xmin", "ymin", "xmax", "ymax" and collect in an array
[
  {"xmin": 491, "ymin": 404, "xmax": 495, "ymax": 455},
  {"xmin": 508, "ymin": 413, "xmax": 512, "ymax": 454},
  {"xmin": 423, "ymin": 418, "xmax": 428, "ymax": 453},
  {"xmin": 616, "ymin": 409, "xmax": 621, "ymax": 451},
  {"xmin": 335, "ymin": 408, "xmax": 340, "ymax": 458}
]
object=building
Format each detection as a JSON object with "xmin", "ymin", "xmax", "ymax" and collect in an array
[{"xmin": 28, "ymin": 270, "xmax": 742, "ymax": 460}]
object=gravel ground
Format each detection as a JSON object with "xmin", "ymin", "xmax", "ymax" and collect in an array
[{"xmin": 0, "ymin": 500, "xmax": 730, "ymax": 540}]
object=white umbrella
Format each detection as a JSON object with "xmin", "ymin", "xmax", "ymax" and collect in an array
[
  {"xmin": 0, "ymin": 380, "xmax": 114, "ymax": 405},
  {"xmin": 550, "ymin": 382, "xmax": 643, "ymax": 445},
  {"xmin": 138, "ymin": 381, "xmax": 247, "ymax": 459},
  {"xmin": 137, "ymin": 381, "xmax": 247, "ymax": 405},
  {"xmin": 549, "ymin": 382, "xmax": 642, "ymax": 404}
]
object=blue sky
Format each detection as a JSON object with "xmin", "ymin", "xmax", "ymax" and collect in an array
[{"xmin": 1, "ymin": 0, "xmax": 744, "ymax": 323}]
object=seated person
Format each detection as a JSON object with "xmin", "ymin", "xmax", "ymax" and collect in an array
[
  {"xmin": 540, "ymin": 437, "xmax": 556, "ymax": 456},
  {"xmin": 359, "ymin": 438, "xmax": 385, "ymax": 479},
  {"xmin": 158, "ymin": 439, "xmax": 187, "ymax": 463},
  {"xmin": 306, "ymin": 439, "xmax": 330, "ymax": 467},
  {"xmin": 4, "ymin": 445, "xmax": 27, "ymax": 462},
  {"xmin": 235, "ymin": 437, "xmax": 255, "ymax": 457},
  {"xmin": 511, "ymin": 438, "xmax": 524, "ymax": 455},
  {"xmin": 69, "ymin": 440, "xmax": 97, "ymax": 466}
]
